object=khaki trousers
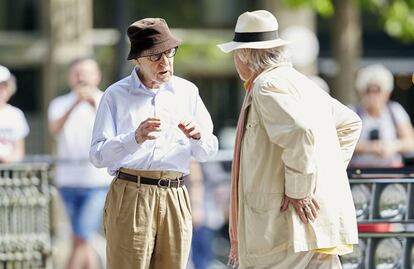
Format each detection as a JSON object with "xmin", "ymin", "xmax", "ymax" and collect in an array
[
  {"xmin": 245, "ymin": 251, "xmax": 342, "ymax": 269},
  {"xmin": 103, "ymin": 170, "xmax": 192, "ymax": 269}
]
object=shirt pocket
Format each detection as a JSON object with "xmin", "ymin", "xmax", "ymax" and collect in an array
[{"xmin": 243, "ymin": 192, "xmax": 288, "ymax": 255}]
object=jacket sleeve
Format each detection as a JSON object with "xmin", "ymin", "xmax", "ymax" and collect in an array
[
  {"xmin": 331, "ymin": 98, "xmax": 362, "ymax": 167},
  {"xmin": 253, "ymin": 80, "xmax": 316, "ymax": 199}
]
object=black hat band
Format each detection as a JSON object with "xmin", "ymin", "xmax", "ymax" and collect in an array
[{"xmin": 233, "ymin": 30, "xmax": 279, "ymax": 42}]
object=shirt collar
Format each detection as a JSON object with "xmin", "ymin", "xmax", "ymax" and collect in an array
[{"xmin": 130, "ymin": 67, "xmax": 175, "ymax": 95}]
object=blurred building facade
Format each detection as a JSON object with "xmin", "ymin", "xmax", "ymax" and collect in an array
[{"xmin": 0, "ymin": 0, "xmax": 413, "ymax": 156}]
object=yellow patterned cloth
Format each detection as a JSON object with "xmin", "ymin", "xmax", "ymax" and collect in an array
[{"xmin": 314, "ymin": 244, "xmax": 353, "ymax": 255}]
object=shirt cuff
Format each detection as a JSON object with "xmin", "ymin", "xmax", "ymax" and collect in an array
[
  {"xmin": 121, "ymin": 131, "xmax": 141, "ymax": 154},
  {"xmin": 189, "ymin": 136, "xmax": 205, "ymax": 147},
  {"xmin": 284, "ymin": 171, "xmax": 316, "ymax": 199}
]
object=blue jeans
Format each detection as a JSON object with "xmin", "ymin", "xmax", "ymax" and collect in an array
[
  {"xmin": 192, "ymin": 226, "xmax": 214, "ymax": 269},
  {"xmin": 59, "ymin": 187, "xmax": 108, "ymax": 240}
]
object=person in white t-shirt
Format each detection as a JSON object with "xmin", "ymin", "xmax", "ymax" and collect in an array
[
  {"xmin": 48, "ymin": 57, "xmax": 111, "ymax": 269},
  {"xmin": 350, "ymin": 64, "xmax": 414, "ymax": 168},
  {"xmin": 0, "ymin": 65, "xmax": 29, "ymax": 163}
]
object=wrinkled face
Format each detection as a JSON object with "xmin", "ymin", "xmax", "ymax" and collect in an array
[
  {"xmin": 360, "ymin": 84, "xmax": 390, "ymax": 111},
  {"xmin": 234, "ymin": 50, "xmax": 252, "ymax": 82},
  {"xmin": 136, "ymin": 47, "xmax": 176, "ymax": 88},
  {"xmin": 0, "ymin": 81, "xmax": 13, "ymax": 106},
  {"xmin": 68, "ymin": 59, "xmax": 101, "ymax": 91}
]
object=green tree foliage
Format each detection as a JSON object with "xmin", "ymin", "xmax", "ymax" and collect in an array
[
  {"xmin": 128, "ymin": 0, "xmax": 198, "ymax": 28},
  {"xmin": 282, "ymin": 0, "xmax": 334, "ymax": 16},
  {"xmin": 284, "ymin": 0, "xmax": 414, "ymax": 42}
]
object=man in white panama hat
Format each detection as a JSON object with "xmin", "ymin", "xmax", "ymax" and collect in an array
[{"xmin": 217, "ymin": 10, "xmax": 362, "ymax": 269}]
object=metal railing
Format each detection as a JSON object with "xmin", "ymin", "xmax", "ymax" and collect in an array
[
  {"xmin": 343, "ymin": 167, "xmax": 414, "ymax": 269},
  {"xmin": 0, "ymin": 163, "xmax": 53, "ymax": 269}
]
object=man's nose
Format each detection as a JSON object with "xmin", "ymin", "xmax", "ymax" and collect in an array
[
  {"xmin": 77, "ymin": 74, "xmax": 88, "ymax": 83},
  {"xmin": 159, "ymin": 53, "xmax": 170, "ymax": 65}
]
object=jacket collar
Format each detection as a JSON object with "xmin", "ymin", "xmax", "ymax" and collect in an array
[
  {"xmin": 242, "ymin": 62, "xmax": 292, "ymax": 109},
  {"xmin": 254, "ymin": 62, "xmax": 292, "ymax": 83}
]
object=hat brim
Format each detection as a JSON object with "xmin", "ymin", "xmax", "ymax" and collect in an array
[
  {"xmin": 127, "ymin": 38, "xmax": 182, "ymax": 60},
  {"xmin": 217, "ymin": 38, "xmax": 290, "ymax": 53}
]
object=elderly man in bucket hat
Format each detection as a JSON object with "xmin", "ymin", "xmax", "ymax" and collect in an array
[
  {"xmin": 217, "ymin": 10, "xmax": 362, "ymax": 269},
  {"xmin": 90, "ymin": 18, "xmax": 218, "ymax": 269}
]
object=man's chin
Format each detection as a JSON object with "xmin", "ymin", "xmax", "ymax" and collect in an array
[{"xmin": 156, "ymin": 74, "xmax": 172, "ymax": 83}]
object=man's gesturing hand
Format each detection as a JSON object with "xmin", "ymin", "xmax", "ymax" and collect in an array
[
  {"xmin": 178, "ymin": 120, "xmax": 201, "ymax": 140},
  {"xmin": 280, "ymin": 195, "xmax": 320, "ymax": 224},
  {"xmin": 135, "ymin": 118, "xmax": 161, "ymax": 144}
]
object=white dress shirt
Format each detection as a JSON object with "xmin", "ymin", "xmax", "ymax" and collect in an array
[{"xmin": 89, "ymin": 68, "xmax": 218, "ymax": 175}]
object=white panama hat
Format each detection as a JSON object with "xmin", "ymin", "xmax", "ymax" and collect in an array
[
  {"xmin": 217, "ymin": 10, "xmax": 289, "ymax": 53},
  {"xmin": 0, "ymin": 65, "xmax": 11, "ymax": 83}
]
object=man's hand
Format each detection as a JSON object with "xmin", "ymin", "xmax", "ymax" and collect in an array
[
  {"xmin": 178, "ymin": 120, "xmax": 201, "ymax": 140},
  {"xmin": 76, "ymin": 84, "xmax": 96, "ymax": 108},
  {"xmin": 369, "ymin": 140, "xmax": 399, "ymax": 158},
  {"xmin": 280, "ymin": 195, "xmax": 320, "ymax": 224},
  {"xmin": 135, "ymin": 118, "xmax": 161, "ymax": 144}
]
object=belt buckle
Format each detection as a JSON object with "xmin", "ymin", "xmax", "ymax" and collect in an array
[{"xmin": 158, "ymin": 178, "xmax": 171, "ymax": 189}]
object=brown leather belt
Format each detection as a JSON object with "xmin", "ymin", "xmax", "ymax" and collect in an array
[{"xmin": 117, "ymin": 171, "xmax": 184, "ymax": 188}]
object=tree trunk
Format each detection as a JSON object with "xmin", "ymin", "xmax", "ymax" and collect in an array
[
  {"xmin": 263, "ymin": 0, "xmax": 318, "ymax": 76},
  {"xmin": 115, "ymin": 0, "xmax": 128, "ymax": 80},
  {"xmin": 331, "ymin": 0, "xmax": 361, "ymax": 104},
  {"xmin": 42, "ymin": 0, "xmax": 93, "ymax": 152}
]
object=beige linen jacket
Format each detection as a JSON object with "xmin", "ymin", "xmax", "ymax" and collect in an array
[{"xmin": 238, "ymin": 64, "xmax": 362, "ymax": 268}]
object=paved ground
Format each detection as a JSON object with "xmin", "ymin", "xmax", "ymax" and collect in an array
[{"xmin": 50, "ymin": 187, "xmax": 106, "ymax": 269}]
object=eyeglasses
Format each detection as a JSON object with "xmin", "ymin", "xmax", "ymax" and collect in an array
[
  {"xmin": 148, "ymin": 47, "xmax": 178, "ymax": 62},
  {"xmin": 363, "ymin": 85, "xmax": 382, "ymax": 95}
]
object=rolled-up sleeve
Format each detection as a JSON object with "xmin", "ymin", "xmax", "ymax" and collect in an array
[
  {"xmin": 190, "ymin": 94, "xmax": 218, "ymax": 162},
  {"xmin": 253, "ymin": 81, "xmax": 316, "ymax": 199},
  {"xmin": 89, "ymin": 93, "xmax": 144, "ymax": 168}
]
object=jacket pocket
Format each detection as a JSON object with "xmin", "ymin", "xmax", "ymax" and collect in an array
[
  {"xmin": 245, "ymin": 120, "xmax": 258, "ymax": 130},
  {"xmin": 243, "ymin": 193, "xmax": 288, "ymax": 255}
]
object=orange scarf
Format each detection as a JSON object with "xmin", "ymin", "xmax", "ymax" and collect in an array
[{"xmin": 228, "ymin": 76, "xmax": 255, "ymax": 267}]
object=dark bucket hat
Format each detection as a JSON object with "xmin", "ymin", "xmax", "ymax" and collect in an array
[{"xmin": 127, "ymin": 18, "xmax": 182, "ymax": 60}]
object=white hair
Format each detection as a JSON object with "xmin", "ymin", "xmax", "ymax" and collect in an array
[
  {"xmin": 236, "ymin": 46, "xmax": 291, "ymax": 74},
  {"xmin": 356, "ymin": 64, "xmax": 394, "ymax": 93}
]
